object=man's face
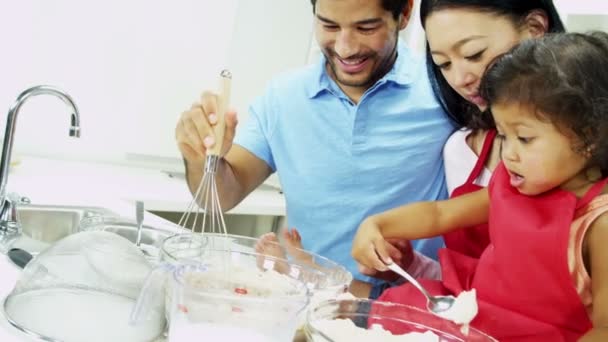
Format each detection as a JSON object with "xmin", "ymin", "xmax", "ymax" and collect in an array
[{"xmin": 314, "ymin": 0, "xmax": 406, "ymax": 92}]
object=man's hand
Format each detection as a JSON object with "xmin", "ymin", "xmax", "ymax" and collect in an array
[{"xmin": 175, "ymin": 91, "xmax": 238, "ymax": 164}]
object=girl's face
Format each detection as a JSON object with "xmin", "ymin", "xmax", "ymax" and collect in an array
[
  {"xmin": 425, "ymin": 8, "xmax": 536, "ymax": 110},
  {"xmin": 492, "ymin": 102, "xmax": 591, "ymax": 196}
]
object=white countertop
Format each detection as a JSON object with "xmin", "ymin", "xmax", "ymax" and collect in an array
[
  {"xmin": 6, "ymin": 156, "xmax": 286, "ymax": 217},
  {"xmin": 0, "ymin": 156, "xmax": 286, "ymax": 341}
]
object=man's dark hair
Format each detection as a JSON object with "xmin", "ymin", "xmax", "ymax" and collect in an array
[
  {"xmin": 480, "ymin": 31, "xmax": 608, "ymax": 175},
  {"xmin": 310, "ymin": 0, "xmax": 411, "ymax": 20},
  {"xmin": 419, "ymin": 0, "xmax": 566, "ymax": 129}
]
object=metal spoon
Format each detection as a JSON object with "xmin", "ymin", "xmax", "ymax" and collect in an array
[
  {"xmin": 134, "ymin": 201, "xmax": 159, "ymax": 262},
  {"xmin": 135, "ymin": 201, "xmax": 144, "ymax": 247},
  {"xmin": 386, "ymin": 262, "xmax": 456, "ymax": 314}
]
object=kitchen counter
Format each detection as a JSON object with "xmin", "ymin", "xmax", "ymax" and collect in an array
[
  {"xmin": 6, "ymin": 156, "xmax": 286, "ymax": 217},
  {"xmin": 0, "ymin": 155, "xmax": 287, "ymax": 341}
]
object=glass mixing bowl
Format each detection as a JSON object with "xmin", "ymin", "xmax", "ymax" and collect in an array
[
  {"xmin": 161, "ymin": 233, "xmax": 352, "ymax": 295},
  {"xmin": 160, "ymin": 232, "xmax": 353, "ymax": 333},
  {"xmin": 305, "ymin": 299, "xmax": 497, "ymax": 342},
  {"xmin": 131, "ymin": 248, "xmax": 312, "ymax": 342}
]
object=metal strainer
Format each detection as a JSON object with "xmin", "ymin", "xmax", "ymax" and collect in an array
[{"xmin": 2, "ymin": 230, "xmax": 165, "ymax": 342}]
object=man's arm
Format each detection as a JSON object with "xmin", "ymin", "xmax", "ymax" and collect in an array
[
  {"xmin": 176, "ymin": 92, "xmax": 272, "ymax": 211},
  {"xmin": 213, "ymin": 145, "xmax": 272, "ymax": 210}
]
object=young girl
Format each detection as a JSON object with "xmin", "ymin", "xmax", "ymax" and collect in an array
[
  {"xmin": 423, "ymin": 0, "xmax": 565, "ymax": 259},
  {"xmin": 352, "ymin": 32, "xmax": 608, "ymax": 341}
]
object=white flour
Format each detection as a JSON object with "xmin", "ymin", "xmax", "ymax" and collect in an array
[
  {"xmin": 167, "ymin": 265, "xmax": 307, "ymax": 341},
  {"xmin": 169, "ymin": 319, "xmax": 282, "ymax": 342},
  {"xmin": 182, "ymin": 264, "xmax": 305, "ymax": 297},
  {"xmin": 435, "ymin": 289, "xmax": 478, "ymax": 333},
  {"xmin": 311, "ymin": 319, "xmax": 440, "ymax": 342},
  {"xmin": 5, "ymin": 289, "xmax": 163, "ymax": 342}
]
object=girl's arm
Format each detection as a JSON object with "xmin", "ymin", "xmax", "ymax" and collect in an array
[
  {"xmin": 352, "ymin": 188, "xmax": 490, "ymax": 271},
  {"xmin": 580, "ymin": 213, "xmax": 608, "ymax": 341}
]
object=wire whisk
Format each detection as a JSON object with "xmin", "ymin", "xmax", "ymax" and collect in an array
[{"xmin": 178, "ymin": 69, "xmax": 232, "ymax": 235}]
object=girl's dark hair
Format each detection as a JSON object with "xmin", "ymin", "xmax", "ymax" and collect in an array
[
  {"xmin": 419, "ymin": 0, "xmax": 566, "ymax": 129},
  {"xmin": 310, "ymin": 0, "xmax": 411, "ymax": 20},
  {"xmin": 480, "ymin": 31, "xmax": 608, "ymax": 175}
]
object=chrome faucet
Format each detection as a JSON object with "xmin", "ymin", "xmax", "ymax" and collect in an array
[{"xmin": 0, "ymin": 85, "xmax": 81, "ymax": 239}]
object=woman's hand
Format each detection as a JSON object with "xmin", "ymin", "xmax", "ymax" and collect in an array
[{"xmin": 352, "ymin": 216, "xmax": 394, "ymax": 272}]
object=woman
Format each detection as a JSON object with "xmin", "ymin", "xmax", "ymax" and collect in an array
[
  {"xmin": 422, "ymin": 0, "xmax": 565, "ymax": 259},
  {"xmin": 363, "ymin": 0, "xmax": 567, "ymax": 286}
]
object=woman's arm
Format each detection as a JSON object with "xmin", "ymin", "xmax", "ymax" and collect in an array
[
  {"xmin": 352, "ymin": 188, "xmax": 489, "ymax": 271},
  {"xmin": 580, "ymin": 213, "xmax": 608, "ymax": 341}
]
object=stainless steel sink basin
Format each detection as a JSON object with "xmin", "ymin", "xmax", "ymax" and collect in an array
[
  {"xmin": 7, "ymin": 204, "xmax": 177, "ymax": 258},
  {"xmin": 6, "ymin": 204, "xmax": 118, "ymax": 255},
  {"xmin": 17, "ymin": 204, "xmax": 115, "ymax": 243},
  {"xmin": 83, "ymin": 219, "xmax": 174, "ymax": 246}
]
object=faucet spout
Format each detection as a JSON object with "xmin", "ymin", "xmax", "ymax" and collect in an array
[
  {"xmin": 0, "ymin": 85, "xmax": 81, "ymax": 237},
  {"xmin": 69, "ymin": 112, "xmax": 80, "ymax": 137}
]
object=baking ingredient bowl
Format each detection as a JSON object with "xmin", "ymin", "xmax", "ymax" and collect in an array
[
  {"xmin": 161, "ymin": 232, "xmax": 352, "ymax": 298},
  {"xmin": 131, "ymin": 248, "xmax": 312, "ymax": 341},
  {"xmin": 305, "ymin": 298, "xmax": 497, "ymax": 342}
]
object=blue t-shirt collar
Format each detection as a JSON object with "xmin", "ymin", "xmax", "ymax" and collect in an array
[{"xmin": 306, "ymin": 39, "xmax": 415, "ymax": 99}]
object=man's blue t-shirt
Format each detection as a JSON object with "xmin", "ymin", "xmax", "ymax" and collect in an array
[{"xmin": 234, "ymin": 41, "xmax": 455, "ymax": 282}]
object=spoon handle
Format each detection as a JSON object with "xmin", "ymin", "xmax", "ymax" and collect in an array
[{"xmin": 386, "ymin": 262, "xmax": 432, "ymax": 299}]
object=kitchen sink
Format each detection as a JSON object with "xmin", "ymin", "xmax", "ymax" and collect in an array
[
  {"xmin": 18, "ymin": 204, "xmax": 115, "ymax": 243},
  {"xmin": 7, "ymin": 204, "xmax": 178, "ymax": 257},
  {"xmin": 7, "ymin": 204, "xmax": 118, "ymax": 254}
]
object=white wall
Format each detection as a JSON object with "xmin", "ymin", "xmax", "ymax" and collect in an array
[
  {"xmin": 2, "ymin": 0, "xmax": 606, "ymax": 170},
  {"xmin": 0, "ymin": 0, "xmax": 312, "ymax": 170}
]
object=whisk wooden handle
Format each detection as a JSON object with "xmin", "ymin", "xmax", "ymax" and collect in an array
[{"xmin": 209, "ymin": 69, "xmax": 232, "ymax": 156}]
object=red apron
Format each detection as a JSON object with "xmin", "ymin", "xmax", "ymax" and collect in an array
[
  {"xmin": 377, "ymin": 163, "xmax": 606, "ymax": 341},
  {"xmin": 443, "ymin": 129, "xmax": 496, "ymax": 259}
]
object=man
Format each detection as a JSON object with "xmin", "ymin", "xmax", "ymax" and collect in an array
[{"xmin": 175, "ymin": 0, "xmax": 453, "ymax": 297}]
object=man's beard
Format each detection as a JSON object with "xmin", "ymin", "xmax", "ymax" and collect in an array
[{"xmin": 324, "ymin": 36, "xmax": 398, "ymax": 88}]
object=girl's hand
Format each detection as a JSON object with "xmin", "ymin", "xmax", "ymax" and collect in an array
[
  {"xmin": 352, "ymin": 216, "xmax": 393, "ymax": 272},
  {"xmin": 358, "ymin": 239, "xmax": 414, "ymax": 282}
]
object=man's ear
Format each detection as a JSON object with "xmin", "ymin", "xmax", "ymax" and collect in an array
[
  {"xmin": 523, "ymin": 10, "xmax": 550, "ymax": 38},
  {"xmin": 398, "ymin": 0, "xmax": 415, "ymax": 30}
]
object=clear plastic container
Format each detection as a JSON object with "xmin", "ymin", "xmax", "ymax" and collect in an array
[
  {"xmin": 80, "ymin": 216, "xmax": 178, "ymax": 263},
  {"xmin": 305, "ymin": 299, "xmax": 497, "ymax": 342}
]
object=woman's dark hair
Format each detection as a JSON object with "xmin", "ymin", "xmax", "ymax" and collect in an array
[
  {"xmin": 310, "ymin": 0, "xmax": 411, "ymax": 20},
  {"xmin": 480, "ymin": 31, "xmax": 608, "ymax": 175},
  {"xmin": 419, "ymin": 0, "xmax": 566, "ymax": 129}
]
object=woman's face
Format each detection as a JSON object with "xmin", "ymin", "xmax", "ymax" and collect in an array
[{"xmin": 425, "ymin": 8, "xmax": 535, "ymax": 110}]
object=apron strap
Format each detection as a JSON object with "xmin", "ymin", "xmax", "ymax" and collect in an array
[
  {"xmin": 464, "ymin": 129, "xmax": 497, "ymax": 184},
  {"xmin": 576, "ymin": 176, "xmax": 608, "ymax": 209}
]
